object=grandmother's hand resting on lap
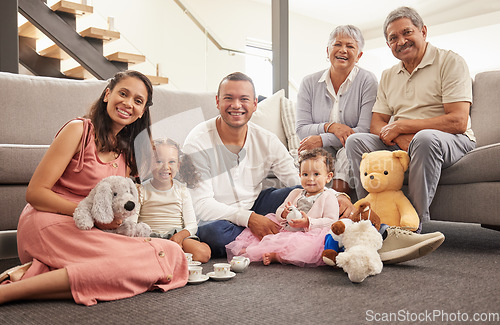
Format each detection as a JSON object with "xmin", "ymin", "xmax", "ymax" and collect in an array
[
  {"xmin": 298, "ymin": 135, "xmax": 323, "ymax": 153},
  {"xmin": 327, "ymin": 123, "xmax": 355, "ymax": 146}
]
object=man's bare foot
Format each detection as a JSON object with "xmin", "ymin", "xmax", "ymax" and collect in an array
[{"xmin": 262, "ymin": 253, "xmax": 280, "ymax": 265}]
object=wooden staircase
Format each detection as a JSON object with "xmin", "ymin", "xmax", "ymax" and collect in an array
[{"xmin": 17, "ymin": 0, "xmax": 168, "ymax": 85}]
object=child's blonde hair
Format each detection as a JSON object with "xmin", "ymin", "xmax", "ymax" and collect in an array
[
  {"xmin": 152, "ymin": 138, "xmax": 200, "ymax": 188},
  {"xmin": 298, "ymin": 148, "xmax": 334, "ymax": 173}
]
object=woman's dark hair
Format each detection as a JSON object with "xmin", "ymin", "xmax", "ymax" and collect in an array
[
  {"xmin": 153, "ymin": 138, "xmax": 201, "ymax": 189},
  {"xmin": 85, "ymin": 70, "xmax": 153, "ymax": 177}
]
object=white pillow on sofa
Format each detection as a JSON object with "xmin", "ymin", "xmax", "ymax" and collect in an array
[
  {"xmin": 280, "ymin": 96, "xmax": 300, "ymax": 167},
  {"xmin": 280, "ymin": 96, "xmax": 300, "ymax": 153},
  {"xmin": 251, "ymin": 89, "xmax": 288, "ymax": 147}
]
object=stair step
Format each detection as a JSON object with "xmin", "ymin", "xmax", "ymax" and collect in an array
[
  {"xmin": 51, "ymin": 0, "xmax": 93, "ymax": 16},
  {"xmin": 106, "ymin": 52, "xmax": 146, "ymax": 65},
  {"xmin": 64, "ymin": 66, "xmax": 92, "ymax": 79},
  {"xmin": 39, "ymin": 44, "xmax": 71, "ymax": 60},
  {"xmin": 80, "ymin": 27, "xmax": 120, "ymax": 42},
  {"xmin": 18, "ymin": 22, "xmax": 45, "ymax": 39},
  {"xmin": 147, "ymin": 75, "xmax": 169, "ymax": 85}
]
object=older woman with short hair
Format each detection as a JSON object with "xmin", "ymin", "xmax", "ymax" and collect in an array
[{"xmin": 296, "ymin": 25, "xmax": 377, "ymax": 194}]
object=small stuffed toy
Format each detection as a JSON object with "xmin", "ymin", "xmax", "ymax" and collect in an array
[
  {"xmin": 73, "ymin": 176, "xmax": 151, "ymax": 237},
  {"xmin": 335, "ymin": 219, "xmax": 383, "ymax": 283},
  {"xmin": 355, "ymin": 150, "xmax": 419, "ymax": 231},
  {"xmin": 322, "ymin": 202, "xmax": 381, "ymax": 267}
]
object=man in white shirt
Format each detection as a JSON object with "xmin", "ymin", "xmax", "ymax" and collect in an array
[
  {"xmin": 185, "ymin": 72, "xmax": 442, "ymax": 262},
  {"xmin": 184, "ymin": 72, "xmax": 353, "ymax": 257}
]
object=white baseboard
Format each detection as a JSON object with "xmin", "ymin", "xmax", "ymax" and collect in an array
[{"xmin": 0, "ymin": 230, "xmax": 18, "ymax": 259}]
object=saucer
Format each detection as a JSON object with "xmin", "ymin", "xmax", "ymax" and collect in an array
[
  {"xmin": 188, "ymin": 274, "xmax": 209, "ymax": 284},
  {"xmin": 207, "ymin": 271, "xmax": 236, "ymax": 281},
  {"xmin": 189, "ymin": 261, "xmax": 202, "ymax": 266}
]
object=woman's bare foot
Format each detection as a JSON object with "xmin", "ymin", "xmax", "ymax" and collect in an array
[
  {"xmin": 1, "ymin": 262, "xmax": 33, "ymax": 282},
  {"xmin": 262, "ymin": 253, "xmax": 280, "ymax": 265}
]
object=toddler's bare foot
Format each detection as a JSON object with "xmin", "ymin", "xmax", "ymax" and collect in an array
[{"xmin": 262, "ymin": 253, "xmax": 280, "ymax": 265}]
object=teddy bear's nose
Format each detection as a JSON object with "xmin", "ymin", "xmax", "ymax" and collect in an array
[
  {"xmin": 124, "ymin": 201, "xmax": 135, "ymax": 211},
  {"xmin": 370, "ymin": 175, "xmax": 374, "ymax": 180}
]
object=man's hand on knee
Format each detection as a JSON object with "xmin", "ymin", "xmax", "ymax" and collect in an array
[{"xmin": 248, "ymin": 212, "xmax": 280, "ymax": 240}]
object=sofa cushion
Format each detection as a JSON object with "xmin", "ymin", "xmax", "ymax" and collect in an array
[
  {"xmin": 0, "ymin": 145, "xmax": 49, "ymax": 184},
  {"xmin": 0, "ymin": 185, "xmax": 28, "ymax": 231},
  {"xmin": 280, "ymin": 96, "xmax": 300, "ymax": 152},
  {"xmin": 439, "ymin": 143, "xmax": 500, "ymax": 185},
  {"xmin": 149, "ymin": 89, "xmax": 217, "ymax": 145},
  {"xmin": 251, "ymin": 89, "xmax": 288, "ymax": 147},
  {"xmin": 0, "ymin": 72, "xmax": 106, "ymax": 145},
  {"xmin": 471, "ymin": 71, "xmax": 500, "ymax": 147},
  {"xmin": 280, "ymin": 96, "xmax": 300, "ymax": 167}
]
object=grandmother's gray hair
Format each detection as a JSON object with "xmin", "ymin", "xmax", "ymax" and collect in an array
[
  {"xmin": 383, "ymin": 6, "xmax": 424, "ymax": 40},
  {"xmin": 327, "ymin": 25, "xmax": 365, "ymax": 52}
]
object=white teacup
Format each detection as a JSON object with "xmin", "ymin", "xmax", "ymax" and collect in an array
[
  {"xmin": 213, "ymin": 263, "xmax": 231, "ymax": 277},
  {"xmin": 185, "ymin": 253, "xmax": 193, "ymax": 263},
  {"xmin": 188, "ymin": 265, "xmax": 203, "ymax": 281},
  {"xmin": 230, "ymin": 256, "xmax": 250, "ymax": 272}
]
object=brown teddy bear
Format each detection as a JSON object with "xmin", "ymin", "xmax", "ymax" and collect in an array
[{"xmin": 354, "ymin": 150, "xmax": 419, "ymax": 231}]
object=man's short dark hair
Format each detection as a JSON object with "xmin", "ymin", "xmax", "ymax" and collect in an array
[{"xmin": 217, "ymin": 72, "xmax": 256, "ymax": 99}]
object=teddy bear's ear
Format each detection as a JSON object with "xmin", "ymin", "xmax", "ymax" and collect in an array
[
  {"xmin": 362, "ymin": 152, "xmax": 368, "ymax": 160},
  {"xmin": 393, "ymin": 150, "xmax": 410, "ymax": 172}
]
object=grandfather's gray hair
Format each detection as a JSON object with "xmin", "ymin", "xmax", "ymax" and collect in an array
[
  {"xmin": 327, "ymin": 25, "xmax": 365, "ymax": 52},
  {"xmin": 383, "ymin": 6, "xmax": 424, "ymax": 40}
]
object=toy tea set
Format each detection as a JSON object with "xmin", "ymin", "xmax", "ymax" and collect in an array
[{"xmin": 186, "ymin": 253, "xmax": 250, "ymax": 284}]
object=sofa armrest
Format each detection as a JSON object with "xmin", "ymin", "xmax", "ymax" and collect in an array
[{"xmin": 439, "ymin": 143, "xmax": 500, "ymax": 185}]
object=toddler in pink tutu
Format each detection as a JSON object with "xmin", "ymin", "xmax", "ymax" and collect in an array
[{"xmin": 226, "ymin": 148, "xmax": 340, "ymax": 267}]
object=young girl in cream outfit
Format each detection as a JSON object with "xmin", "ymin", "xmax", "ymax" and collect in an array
[{"xmin": 138, "ymin": 138, "xmax": 211, "ymax": 263}]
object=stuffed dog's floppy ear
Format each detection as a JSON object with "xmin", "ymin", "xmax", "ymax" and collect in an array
[
  {"xmin": 393, "ymin": 150, "xmax": 410, "ymax": 172},
  {"xmin": 91, "ymin": 180, "xmax": 114, "ymax": 224},
  {"xmin": 127, "ymin": 178, "xmax": 138, "ymax": 200}
]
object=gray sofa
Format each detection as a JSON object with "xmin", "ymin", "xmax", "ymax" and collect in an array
[
  {"xmin": 428, "ymin": 70, "xmax": 500, "ymax": 229},
  {"xmin": 1, "ymin": 70, "xmax": 499, "ymax": 259}
]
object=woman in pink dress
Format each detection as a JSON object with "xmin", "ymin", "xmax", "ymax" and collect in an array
[
  {"xmin": 0, "ymin": 71, "xmax": 188, "ymax": 306},
  {"xmin": 226, "ymin": 148, "xmax": 340, "ymax": 267}
]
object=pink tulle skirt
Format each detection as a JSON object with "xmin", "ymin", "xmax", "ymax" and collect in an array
[{"xmin": 226, "ymin": 214, "xmax": 329, "ymax": 267}]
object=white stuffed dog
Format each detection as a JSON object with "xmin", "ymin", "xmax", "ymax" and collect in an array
[
  {"xmin": 335, "ymin": 220, "xmax": 383, "ymax": 283},
  {"xmin": 73, "ymin": 176, "xmax": 151, "ymax": 237}
]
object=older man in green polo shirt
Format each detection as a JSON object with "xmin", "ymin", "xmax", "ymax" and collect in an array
[{"xmin": 346, "ymin": 6, "xmax": 476, "ymax": 262}]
